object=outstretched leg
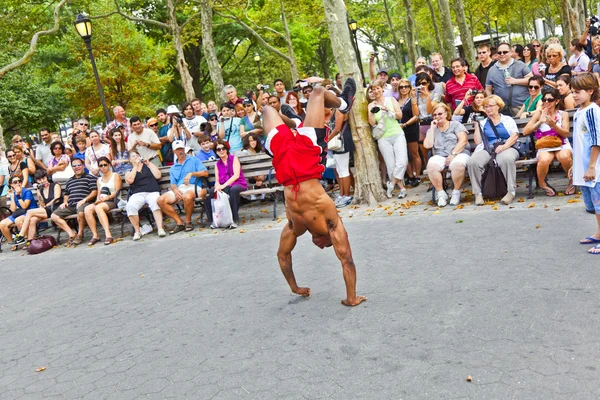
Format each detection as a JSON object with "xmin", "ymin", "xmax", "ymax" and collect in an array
[
  {"xmin": 329, "ymin": 217, "xmax": 367, "ymax": 306},
  {"xmin": 277, "ymin": 222, "xmax": 310, "ymax": 297}
]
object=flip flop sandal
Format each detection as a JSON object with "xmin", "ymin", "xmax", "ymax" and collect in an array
[
  {"xmin": 169, "ymin": 224, "xmax": 185, "ymax": 235},
  {"xmin": 565, "ymin": 183, "xmax": 576, "ymax": 196},
  {"xmin": 104, "ymin": 237, "xmax": 114, "ymax": 246},
  {"xmin": 580, "ymin": 236, "xmax": 600, "ymax": 244},
  {"xmin": 65, "ymin": 236, "xmax": 76, "ymax": 246},
  {"xmin": 184, "ymin": 223, "xmax": 194, "ymax": 232},
  {"xmin": 540, "ymin": 186, "xmax": 556, "ymax": 197},
  {"xmin": 588, "ymin": 244, "xmax": 600, "ymax": 254},
  {"xmin": 72, "ymin": 236, "xmax": 83, "ymax": 246},
  {"xmin": 88, "ymin": 237, "xmax": 100, "ymax": 246}
]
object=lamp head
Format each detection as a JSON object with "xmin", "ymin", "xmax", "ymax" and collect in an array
[
  {"xmin": 74, "ymin": 13, "xmax": 92, "ymax": 41},
  {"xmin": 254, "ymin": 53, "xmax": 260, "ymax": 62},
  {"xmin": 348, "ymin": 19, "xmax": 357, "ymax": 32}
]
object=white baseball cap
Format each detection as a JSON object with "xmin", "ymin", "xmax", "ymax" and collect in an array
[
  {"xmin": 166, "ymin": 105, "xmax": 180, "ymax": 114},
  {"xmin": 172, "ymin": 140, "xmax": 185, "ymax": 150}
]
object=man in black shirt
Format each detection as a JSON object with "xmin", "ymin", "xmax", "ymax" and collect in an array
[
  {"xmin": 474, "ymin": 44, "xmax": 496, "ymax": 87},
  {"xmin": 51, "ymin": 159, "xmax": 98, "ymax": 246}
]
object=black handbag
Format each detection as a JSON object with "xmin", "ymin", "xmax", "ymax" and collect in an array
[{"xmin": 481, "ymin": 153, "xmax": 507, "ymax": 199}]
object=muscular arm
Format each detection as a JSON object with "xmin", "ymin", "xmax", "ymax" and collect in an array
[{"xmin": 277, "ymin": 223, "xmax": 307, "ymax": 296}]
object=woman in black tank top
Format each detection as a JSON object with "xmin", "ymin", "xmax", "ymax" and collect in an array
[{"xmin": 398, "ymin": 79, "xmax": 422, "ymax": 186}]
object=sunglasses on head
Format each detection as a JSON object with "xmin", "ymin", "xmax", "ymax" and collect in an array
[
  {"xmin": 542, "ymin": 97, "xmax": 556, "ymax": 102},
  {"xmin": 216, "ymin": 147, "xmax": 227, "ymax": 151},
  {"xmin": 528, "ymin": 85, "xmax": 540, "ymax": 89},
  {"xmin": 148, "ymin": 123, "xmax": 158, "ymax": 127},
  {"xmin": 497, "ymin": 51, "xmax": 510, "ymax": 55}
]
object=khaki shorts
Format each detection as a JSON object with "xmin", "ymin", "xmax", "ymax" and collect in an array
[{"xmin": 52, "ymin": 202, "xmax": 91, "ymax": 218}]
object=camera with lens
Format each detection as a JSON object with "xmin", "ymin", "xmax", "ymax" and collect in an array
[
  {"xmin": 258, "ymin": 84, "xmax": 270, "ymax": 91},
  {"xmin": 471, "ymin": 90, "xmax": 479, "ymax": 96},
  {"xmin": 590, "ymin": 15, "xmax": 599, "ymax": 25},
  {"xmin": 173, "ymin": 113, "xmax": 183, "ymax": 124},
  {"xmin": 370, "ymin": 106, "xmax": 381, "ymax": 114}
]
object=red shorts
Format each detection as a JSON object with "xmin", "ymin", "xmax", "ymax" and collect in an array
[{"xmin": 265, "ymin": 124, "xmax": 325, "ymax": 187}]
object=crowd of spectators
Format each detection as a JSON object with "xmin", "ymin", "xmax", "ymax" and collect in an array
[{"xmin": 2, "ymin": 20, "xmax": 600, "ymax": 253}]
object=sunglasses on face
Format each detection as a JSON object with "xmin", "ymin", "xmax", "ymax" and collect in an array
[
  {"xmin": 542, "ymin": 97, "xmax": 556, "ymax": 102},
  {"xmin": 418, "ymin": 82, "xmax": 428, "ymax": 86},
  {"xmin": 80, "ymin": 123, "xmax": 89, "ymax": 126},
  {"xmin": 216, "ymin": 147, "xmax": 227, "ymax": 152},
  {"xmin": 398, "ymin": 85, "xmax": 411, "ymax": 89},
  {"xmin": 532, "ymin": 44, "xmax": 540, "ymax": 48},
  {"xmin": 478, "ymin": 51, "xmax": 488, "ymax": 55},
  {"xmin": 547, "ymin": 54, "xmax": 559, "ymax": 58},
  {"xmin": 13, "ymin": 139, "xmax": 22, "ymax": 143},
  {"xmin": 209, "ymin": 118, "xmax": 217, "ymax": 121},
  {"xmin": 99, "ymin": 163, "xmax": 110, "ymax": 167},
  {"xmin": 7, "ymin": 154, "xmax": 15, "ymax": 158},
  {"xmin": 303, "ymin": 90, "xmax": 313, "ymax": 94},
  {"xmin": 528, "ymin": 85, "xmax": 540, "ymax": 89},
  {"xmin": 53, "ymin": 146, "xmax": 62, "ymax": 150},
  {"xmin": 148, "ymin": 123, "xmax": 158, "ymax": 127},
  {"xmin": 11, "ymin": 180, "xmax": 21, "ymax": 184},
  {"xmin": 497, "ymin": 51, "xmax": 510, "ymax": 55},
  {"xmin": 72, "ymin": 164, "xmax": 84, "ymax": 168},
  {"xmin": 433, "ymin": 112, "xmax": 445, "ymax": 117}
]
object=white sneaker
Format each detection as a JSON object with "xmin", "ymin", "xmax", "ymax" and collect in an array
[
  {"xmin": 157, "ymin": 228, "xmax": 167, "ymax": 237},
  {"xmin": 449, "ymin": 190, "xmax": 461, "ymax": 206},
  {"xmin": 436, "ymin": 191, "xmax": 448, "ymax": 207},
  {"xmin": 333, "ymin": 195, "xmax": 343, "ymax": 205},
  {"xmin": 250, "ymin": 194, "xmax": 257, "ymax": 201},
  {"xmin": 397, "ymin": 188, "xmax": 407, "ymax": 199},
  {"xmin": 386, "ymin": 181, "xmax": 394, "ymax": 198},
  {"xmin": 133, "ymin": 232, "xmax": 142, "ymax": 241}
]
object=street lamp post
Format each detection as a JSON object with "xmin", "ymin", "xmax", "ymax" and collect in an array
[
  {"xmin": 254, "ymin": 53, "xmax": 264, "ymax": 84},
  {"xmin": 348, "ymin": 19, "xmax": 367, "ymax": 87},
  {"xmin": 74, "ymin": 13, "xmax": 111, "ymax": 124},
  {"xmin": 492, "ymin": 16, "xmax": 499, "ymax": 47}
]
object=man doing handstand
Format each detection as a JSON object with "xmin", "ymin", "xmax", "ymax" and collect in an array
[{"xmin": 262, "ymin": 78, "xmax": 366, "ymax": 307}]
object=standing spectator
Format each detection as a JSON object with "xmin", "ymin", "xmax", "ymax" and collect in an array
[
  {"xmin": 0, "ymin": 176, "xmax": 37, "ymax": 246},
  {"xmin": 72, "ymin": 136, "xmax": 88, "ymax": 173},
  {"xmin": 104, "ymin": 105, "xmax": 131, "ymax": 140},
  {"xmin": 34, "ymin": 128, "xmax": 53, "ymax": 171},
  {"xmin": 423, "ymin": 103, "xmax": 471, "ymax": 207},
  {"xmin": 240, "ymin": 99, "xmax": 264, "ymax": 140},
  {"xmin": 541, "ymin": 43, "xmax": 571, "ymax": 89},
  {"xmin": 556, "ymin": 74, "xmax": 577, "ymax": 109},
  {"xmin": 408, "ymin": 57, "xmax": 428, "ymax": 86},
  {"xmin": 569, "ymin": 39, "xmax": 591, "ymax": 76},
  {"xmin": 147, "ymin": 117, "xmax": 159, "ymax": 136},
  {"xmin": 158, "ymin": 106, "xmax": 177, "ymax": 165},
  {"xmin": 531, "ymin": 39, "xmax": 542, "ymax": 61},
  {"xmin": 368, "ymin": 54, "xmax": 392, "ymax": 89},
  {"xmin": 181, "ymin": 102, "xmax": 206, "ymax": 154},
  {"xmin": 84, "ymin": 157, "xmax": 123, "ymax": 245},
  {"xmin": 85, "ymin": 130, "xmax": 111, "ymax": 176},
  {"xmin": 397, "ymin": 79, "xmax": 421, "ymax": 186},
  {"xmin": 467, "ymin": 95, "xmax": 520, "ymax": 206},
  {"xmin": 590, "ymin": 37, "xmax": 600, "ymax": 78},
  {"xmin": 329, "ymin": 109, "xmax": 354, "ymax": 208},
  {"xmin": 515, "ymin": 76, "xmax": 543, "ymax": 118},
  {"xmin": 207, "ymin": 101, "xmax": 219, "ymax": 114},
  {"xmin": 124, "ymin": 151, "xmax": 166, "ymax": 240},
  {"xmin": 157, "ymin": 140, "xmax": 208, "ymax": 233},
  {"xmin": 51, "ymin": 159, "xmax": 98, "ymax": 246},
  {"xmin": 274, "ymin": 79, "xmax": 288, "ymax": 104},
  {"xmin": 218, "ymin": 104, "xmax": 244, "ymax": 153},
  {"xmin": 570, "ymin": 73, "xmax": 600, "ymax": 253},
  {"xmin": 78, "ymin": 119, "xmax": 90, "ymax": 134},
  {"xmin": 224, "ymin": 85, "xmax": 244, "ymax": 107},
  {"xmin": 485, "ymin": 42, "xmax": 532, "ymax": 116},
  {"xmin": 474, "ymin": 44, "xmax": 496, "ymax": 87},
  {"xmin": 384, "ymin": 73, "xmax": 401, "ymax": 100},
  {"xmin": 46, "ymin": 141, "xmax": 72, "ymax": 181},
  {"xmin": 445, "ymin": 57, "xmax": 484, "ymax": 110},
  {"xmin": 204, "ymin": 113, "xmax": 219, "ymax": 141},
  {"xmin": 431, "ymin": 53, "xmax": 453, "ymax": 83},
  {"xmin": 301, "ymin": 85, "xmax": 313, "ymax": 107},
  {"xmin": 191, "ymin": 98, "xmax": 208, "ymax": 119},
  {"xmin": 128, "ymin": 116, "xmax": 162, "ymax": 167},
  {"xmin": 522, "ymin": 44, "xmax": 536, "ymax": 69},
  {"xmin": 367, "ymin": 79, "xmax": 408, "ymax": 199},
  {"xmin": 8, "ymin": 146, "xmax": 33, "ymax": 187},
  {"xmin": 109, "ymin": 128, "xmax": 132, "ymax": 175},
  {"xmin": 0, "ymin": 153, "xmax": 9, "ymax": 208},
  {"xmin": 415, "ymin": 72, "xmax": 442, "ymax": 167},
  {"xmin": 512, "ymin": 44, "xmax": 524, "ymax": 61},
  {"xmin": 203, "ymin": 140, "xmax": 247, "ymax": 229}
]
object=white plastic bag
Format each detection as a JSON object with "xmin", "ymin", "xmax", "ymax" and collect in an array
[{"xmin": 211, "ymin": 190, "xmax": 233, "ymax": 228}]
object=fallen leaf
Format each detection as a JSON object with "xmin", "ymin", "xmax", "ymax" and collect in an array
[
  {"xmin": 568, "ymin": 199, "xmax": 581, "ymax": 203},
  {"xmin": 528, "ymin": 203, "xmax": 535, "ymax": 208},
  {"xmin": 575, "ymin": 194, "xmax": 581, "ymax": 199},
  {"xmin": 466, "ymin": 375, "xmax": 472, "ymax": 382},
  {"xmin": 554, "ymin": 208, "xmax": 560, "ymax": 211},
  {"xmin": 213, "ymin": 231, "xmax": 218, "ymax": 234},
  {"xmin": 384, "ymin": 206, "xmax": 390, "ymax": 210},
  {"xmin": 536, "ymin": 224, "xmax": 541, "ymax": 229},
  {"xmin": 36, "ymin": 367, "xmax": 46, "ymax": 373},
  {"xmin": 509, "ymin": 206, "xmax": 515, "ymax": 209},
  {"xmin": 544, "ymin": 204, "xmax": 548, "ymax": 208},
  {"xmin": 387, "ymin": 211, "xmax": 393, "ymax": 216},
  {"xmin": 433, "ymin": 211, "xmax": 440, "ymax": 214},
  {"xmin": 454, "ymin": 204, "xmax": 465, "ymax": 209},
  {"xmin": 260, "ymin": 209, "xmax": 269, "ymax": 213},
  {"xmin": 188, "ymin": 233, "xmax": 196, "ymax": 237},
  {"xmin": 140, "ymin": 274, "xmax": 145, "ymax": 278},
  {"xmin": 456, "ymin": 219, "xmax": 464, "ymax": 223},
  {"xmin": 423, "ymin": 207, "xmax": 429, "ymax": 211},
  {"xmin": 240, "ymin": 229, "xmax": 247, "ymax": 233},
  {"xmin": 492, "ymin": 205, "xmax": 498, "ymax": 210},
  {"xmin": 557, "ymin": 192, "xmax": 565, "ymax": 197},
  {"xmin": 517, "ymin": 198, "xmax": 525, "ymax": 203},
  {"xmin": 377, "ymin": 204, "xmax": 383, "ymax": 208}
]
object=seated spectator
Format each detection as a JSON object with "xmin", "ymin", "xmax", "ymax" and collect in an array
[
  {"xmin": 454, "ymin": 89, "xmax": 487, "ymax": 123},
  {"xmin": 51, "ymin": 159, "xmax": 98, "ymax": 246},
  {"xmin": 195, "ymin": 135, "xmax": 217, "ymax": 161},
  {"xmin": 0, "ymin": 176, "xmax": 37, "ymax": 248},
  {"xmin": 415, "ymin": 72, "xmax": 442, "ymax": 169},
  {"xmin": 542, "ymin": 43, "xmax": 571, "ymax": 89},
  {"xmin": 468, "ymin": 95, "xmax": 520, "ymax": 206},
  {"xmin": 556, "ymin": 74, "xmax": 577, "ymax": 109},
  {"xmin": 84, "ymin": 157, "xmax": 123, "ymax": 246},
  {"xmin": 203, "ymin": 140, "xmax": 248, "ymax": 229},
  {"xmin": 515, "ymin": 76, "xmax": 543, "ymax": 118},
  {"xmin": 0, "ymin": 155, "xmax": 9, "ymax": 208},
  {"xmin": 423, "ymin": 103, "xmax": 470, "ymax": 207},
  {"xmin": 109, "ymin": 128, "xmax": 132, "ymax": 175},
  {"xmin": 590, "ymin": 37, "xmax": 600, "ymax": 78},
  {"xmin": 6, "ymin": 147, "xmax": 31, "ymax": 188},
  {"xmin": 240, "ymin": 99, "xmax": 264, "ymax": 140},
  {"xmin": 157, "ymin": 140, "xmax": 208, "ymax": 233},
  {"xmin": 46, "ymin": 141, "xmax": 73, "ymax": 181},
  {"xmin": 523, "ymin": 88, "xmax": 573, "ymax": 196},
  {"xmin": 124, "ymin": 150, "xmax": 166, "ymax": 240},
  {"xmin": 10, "ymin": 170, "xmax": 62, "ymax": 247},
  {"xmin": 85, "ymin": 130, "xmax": 111, "ymax": 176},
  {"xmin": 181, "ymin": 101, "xmax": 206, "ymax": 153},
  {"xmin": 240, "ymin": 133, "xmax": 264, "ymax": 156},
  {"xmin": 218, "ymin": 104, "xmax": 243, "ymax": 153}
]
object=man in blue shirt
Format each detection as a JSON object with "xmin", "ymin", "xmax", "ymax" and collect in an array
[{"xmin": 157, "ymin": 140, "xmax": 209, "ymax": 234}]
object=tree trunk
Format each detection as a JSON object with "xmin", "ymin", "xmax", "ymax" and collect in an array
[
  {"xmin": 559, "ymin": 0, "xmax": 572, "ymax": 52},
  {"xmin": 200, "ymin": 0, "xmax": 226, "ymax": 102},
  {"xmin": 424, "ymin": 0, "xmax": 444, "ymax": 57},
  {"xmin": 281, "ymin": 0, "xmax": 299, "ymax": 82},
  {"xmin": 437, "ymin": 0, "xmax": 456, "ymax": 62},
  {"xmin": 403, "ymin": 0, "xmax": 417, "ymax": 67},
  {"xmin": 0, "ymin": 122, "xmax": 5, "ymax": 152},
  {"xmin": 167, "ymin": 0, "xmax": 196, "ymax": 100},
  {"xmin": 453, "ymin": 0, "xmax": 476, "ymax": 68},
  {"xmin": 383, "ymin": 0, "xmax": 403, "ymax": 72},
  {"xmin": 322, "ymin": 0, "xmax": 386, "ymax": 206}
]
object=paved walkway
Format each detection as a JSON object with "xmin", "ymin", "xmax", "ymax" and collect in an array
[{"xmin": 1, "ymin": 179, "xmax": 599, "ymax": 399}]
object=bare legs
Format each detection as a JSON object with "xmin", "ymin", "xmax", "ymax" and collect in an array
[
  {"xmin": 84, "ymin": 203, "xmax": 113, "ymax": 240},
  {"xmin": 407, "ymin": 141, "xmax": 422, "ymax": 179}
]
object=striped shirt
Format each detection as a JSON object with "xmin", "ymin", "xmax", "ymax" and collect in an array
[
  {"xmin": 573, "ymin": 102, "xmax": 600, "ymax": 187},
  {"xmin": 65, "ymin": 173, "xmax": 97, "ymax": 206},
  {"xmin": 445, "ymin": 73, "xmax": 484, "ymax": 110}
]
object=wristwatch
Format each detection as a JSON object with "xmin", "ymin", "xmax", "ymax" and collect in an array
[{"xmin": 451, "ymin": 151, "xmax": 457, "ymax": 156}]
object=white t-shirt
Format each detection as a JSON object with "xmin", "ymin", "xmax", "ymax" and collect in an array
[
  {"xmin": 85, "ymin": 143, "xmax": 111, "ymax": 174},
  {"xmin": 572, "ymin": 102, "xmax": 600, "ymax": 187},
  {"xmin": 127, "ymin": 128, "xmax": 160, "ymax": 160},
  {"xmin": 569, "ymin": 53, "xmax": 590, "ymax": 73},
  {"xmin": 35, "ymin": 142, "xmax": 53, "ymax": 167},
  {"xmin": 183, "ymin": 115, "xmax": 207, "ymax": 133}
]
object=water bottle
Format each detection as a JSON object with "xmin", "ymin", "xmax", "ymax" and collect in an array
[{"xmin": 503, "ymin": 69, "xmax": 511, "ymax": 87}]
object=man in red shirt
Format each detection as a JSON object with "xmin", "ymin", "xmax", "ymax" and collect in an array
[{"xmin": 445, "ymin": 57, "xmax": 484, "ymax": 110}]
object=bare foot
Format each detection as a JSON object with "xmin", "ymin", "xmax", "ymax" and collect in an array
[
  {"xmin": 292, "ymin": 287, "xmax": 311, "ymax": 297},
  {"xmin": 341, "ymin": 296, "xmax": 367, "ymax": 306}
]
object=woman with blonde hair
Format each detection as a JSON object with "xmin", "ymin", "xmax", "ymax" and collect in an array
[{"xmin": 542, "ymin": 43, "xmax": 571, "ymax": 89}]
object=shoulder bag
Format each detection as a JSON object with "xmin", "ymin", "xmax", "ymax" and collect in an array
[{"xmin": 481, "ymin": 153, "xmax": 508, "ymax": 199}]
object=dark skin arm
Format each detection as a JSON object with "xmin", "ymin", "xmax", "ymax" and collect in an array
[{"xmin": 277, "ymin": 223, "xmax": 310, "ymax": 297}]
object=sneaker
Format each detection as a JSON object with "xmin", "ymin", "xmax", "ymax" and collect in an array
[
  {"xmin": 250, "ymin": 194, "xmax": 257, "ymax": 201},
  {"xmin": 386, "ymin": 181, "xmax": 394, "ymax": 198},
  {"xmin": 449, "ymin": 190, "xmax": 461, "ymax": 206},
  {"xmin": 339, "ymin": 77, "xmax": 356, "ymax": 114},
  {"xmin": 157, "ymin": 228, "xmax": 167, "ymax": 237},
  {"xmin": 229, "ymin": 222, "xmax": 238, "ymax": 229},
  {"xmin": 333, "ymin": 195, "xmax": 343, "ymax": 206},
  {"xmin": 336, "ymin": 196, "xmax": 352, "ymax": 208},
  {"xmin": 501, "ymin": 192, "xmax": 515, "ymax": 205},
  {"xmin": 411, "ymin": 177, "xmax": 421, "ymax": 187},
  {"xmin": 475, "ymin": 194, "xmax": 484, "ymax": 206},
  {"xmin": 397, "ymin": 188, "xmax": 407, "ymax": 199},
  {"xmin": 436, "ymin": 190, "xmax": 448, "ymax": 207},
  {"xmin": 210, "ymin": 223, "xmax": 217, "ymax": 229},
  {"xmin": 9, "ymin": 234, "xmax": 25, "ymax": 245},
  {"xmin": 133, "ymin": 232, "xmax": 142, "ymax": 241}
]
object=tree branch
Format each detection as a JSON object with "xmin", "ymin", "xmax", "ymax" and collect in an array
[
  {"xmin": 181, "ymin": 11, "xmax": 202, "ymax": 30},
  {"xmin": 0, "ymin": 0, "xmax": 69, "ymax": 79},
  {"xmin": 214, "ymin": 10, "xmax": 291, "ymax": 62},
  {"xmin": 91, "ymin": 0, "xmax": 170, "ymax": 30},
  {"xmin": 241, "ymin": 0, "xmax": 286, "ymax": 40},
  {"xmin": 358, "ymin": 28, "xmax": 394, "ymax": 54}
]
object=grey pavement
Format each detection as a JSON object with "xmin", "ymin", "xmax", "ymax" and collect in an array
[{"xmin": 2, "ymin": 185, "xmax": 600, "ymax": 399}]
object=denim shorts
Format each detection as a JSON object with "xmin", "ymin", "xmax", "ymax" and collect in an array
[{"xmin": 581, "ymin": 182, "xmax": 600, "ymax": 214}]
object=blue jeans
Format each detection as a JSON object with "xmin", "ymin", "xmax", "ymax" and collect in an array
[{"xmin": 581, "ymin": 183, "xmax": 600, "ymax": 214}]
